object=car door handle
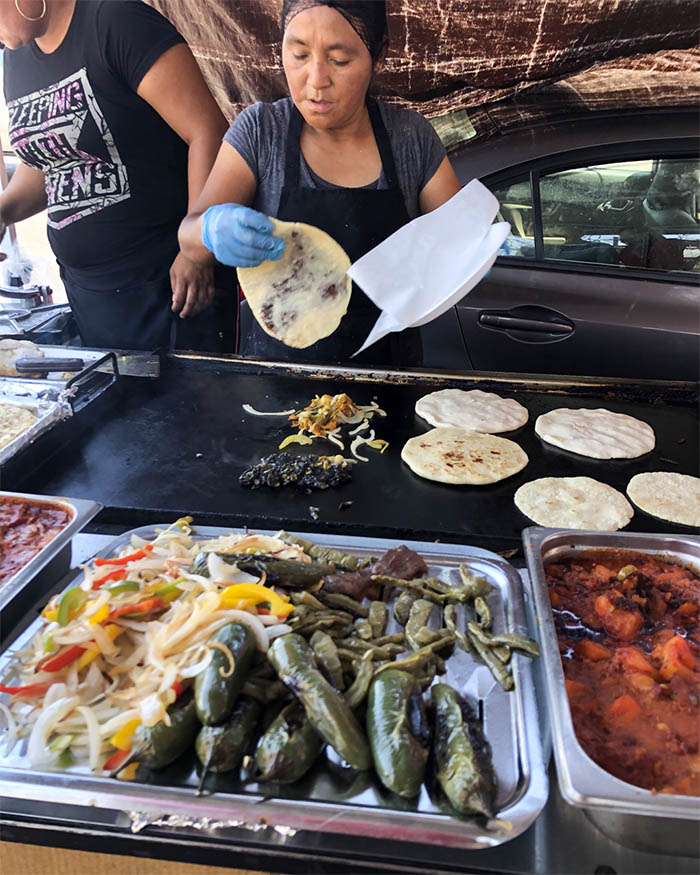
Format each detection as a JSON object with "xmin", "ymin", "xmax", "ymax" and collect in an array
[{"xmin": 478, "ymin": 314, "xmax": 573, "ymax": 334}]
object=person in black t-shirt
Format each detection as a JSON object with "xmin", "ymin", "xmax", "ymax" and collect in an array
[{"xmin": 0, "ymin": 0, "xmax": 234, "ymax": 352}]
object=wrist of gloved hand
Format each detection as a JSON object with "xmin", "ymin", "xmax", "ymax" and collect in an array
[{"xmin": 201, "ymin": 204, "xmax": 285, "ymax": 268}]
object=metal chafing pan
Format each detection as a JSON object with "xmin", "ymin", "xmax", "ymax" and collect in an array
[
  {"xmin": 0, "ymin": 526, "xmax": 547, "ymax": 850},
  {"xmin": 523, "ymin": 526, "xmax": 700, "ymax": 857},
  {"xmin": 0, "ymin": 491, "xmax": 101, "ymax": 639}
]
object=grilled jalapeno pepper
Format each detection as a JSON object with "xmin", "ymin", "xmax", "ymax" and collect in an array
[
  {"xmin": 366, "ymin": 669, "xmax": 431, "ymax": 798},
  {"xmin": 133, "ymin": 689, "xmax": 200, "ymax": 769},
  {"xmin": 268, "ymin": 634, "xmax": 371, "ymax": 770},
  {"xmin": 431, "ymin": 683, "xmax": 497, "ymax": 818},
  {"xmin": 196, "ymin": 696, "xmax": 260, "ymax": 778},
  {"xmin": 195, "ymin": 622, "xmax": 256, "ymax": 726},
  {"xmin": 190, "ymin": 551, "xmax": 334, "ymax": 588},
  {"xmin": 255, "ymin": 701, "xmax": 323, "ymax": 783}
]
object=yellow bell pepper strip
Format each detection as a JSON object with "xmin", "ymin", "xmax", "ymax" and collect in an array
[
  {"xmin": 152, "ymin": 579, "xmax": 184, "ymax": 602},
  {"xmin": 111, "ymin": 719, "xmax": 141, "ymax": 751},
  {"xmin": 94, "ymin": 545, "xmax": 153, "ymax": 566},
  {"xmin": 43, "ymin": 608, "xmax": 59, "ymax": 622},
  {"xmin": 220, "ymin": 583, "xmax": 294, "ymax": 617},
  {"xmin": 57, "ymin": 587, "xmax": 89, "ymax": 626},
  {"xmin": 88, "ymin": 603, "xmax": 110, "ymax": 625},
  {"xmin": 76, "ymin": 624, "xmax": 123, "ymax": 671},
  {"xmin": 278, "ymin": 433, "xmax": 313, "ymax": 450}
]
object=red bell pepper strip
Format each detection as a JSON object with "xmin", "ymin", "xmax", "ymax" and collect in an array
[
  {"xmin": 108, "ymin": 597, "xmax": 168, "ymax": 622},
  {"xmin": 0, "ymin": 682, "xmax": 53, "ymax": 697},
  {"xmin": 171, "ymin": 681, "xmax": 184, "ymax": 699},
  {"xmin": 92, "ymin": 568, "xmax": 128, "ymax": 590},
  {"xmin": 94, "ymin": 545, "xmax": 153, "ymax": 567},
  {"xmin": 103, "ymin": 747, "xmax": 131, "ymax": 772},
  {"xmin": 40, "ymin": 644, "xmax": 86, "ymax": 672}
]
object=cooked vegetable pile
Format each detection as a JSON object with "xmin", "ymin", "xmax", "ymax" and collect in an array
[{"xmin": 0, "ymin": 522, "xmax": 539, "ymax": 818}]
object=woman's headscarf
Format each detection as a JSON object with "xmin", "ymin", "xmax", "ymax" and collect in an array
[{"xmin": 281, "ymin": 0, "xmax": 388, "ymax": 62}]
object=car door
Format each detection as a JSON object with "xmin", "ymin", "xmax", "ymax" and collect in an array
[{"xmin": 456, "ymin": 151, "xmax": 700, "ymax": 381}]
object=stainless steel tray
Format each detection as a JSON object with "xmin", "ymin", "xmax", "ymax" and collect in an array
[
  {"xmin": 0, "ymin": 394, "xmax": 69, "ymax": 467},
  {"xmin": 0, "ymin": 525, "xmax": 547, "ymax": 850},
  {"xmin": 0, "ymin": 491, "xmax": 102, "ymax": 624},
  {"xmin": 523, "ymin": 526, "xmax": 700, "ymax": 856}
]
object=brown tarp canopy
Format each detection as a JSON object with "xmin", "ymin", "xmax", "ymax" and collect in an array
[{"xmin": 151, "ymin": 1, "xmax": 700, "ymax": 147}]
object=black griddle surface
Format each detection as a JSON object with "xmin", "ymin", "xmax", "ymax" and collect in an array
[{"xmin": 7, "ymin": 358, "xmax": 699, "ymax": 549}]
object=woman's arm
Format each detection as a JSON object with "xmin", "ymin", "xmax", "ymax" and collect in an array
[
  {"xmin": 0, "ymin": 163, "xmax": 48, "ymax": 244},
  {"xmin": 178, "ymin": 141, "xmax": 259, "ymax": 265},
  {"xmin": 136, "ymin": 42, "xmax": 228, "ymax": 316},
  {"xmin": 418, "ymin": 156, "xmax": 461, "ymax": 214}
]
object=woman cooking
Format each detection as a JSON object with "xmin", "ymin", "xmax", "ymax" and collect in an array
[{"xmin": 179, "ymin": 0, "xmax": 462, "ymax": 366}]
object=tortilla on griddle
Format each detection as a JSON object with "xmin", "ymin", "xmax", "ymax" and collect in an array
[
  {"xmin": 535, "ymin": 407, "xmax": 655, "ymax": 459},
  {"xmin": 0, "ymin": 402, "xmax": 37, "ymax": 449},
  {"xmin": 415, "ymin": 388, "xmax": 528, "ymax": 434},
  {"xmin": 238, "ymin": 219, "xmax": 351, "ymax": 348},
  {"xmin": 0, "ymin": 339, "xmax": 44, "ymax": 377},
  {"xmin": 401, "ymin": 427, "xmax": 528, "ymax": 485},
  {"xmin": 514, "ymin": 476, "xmax": 634, "ymax": 530},
  {"xmin": 626, "ymin": 472, "xmax": 700, "ymax": 529}
]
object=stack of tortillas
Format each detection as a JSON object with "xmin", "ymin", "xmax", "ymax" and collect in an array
[
  {"xmin": 401, "ymin": 427, "xmax": 528, "ymax": 485},
  {"xmin": 515, "ymin": 477, "xmax": 634, "ymax": 530},
  {"xmin": 626, "ymin": 472, "xmax": 700, "ymax": 528},
  {"xmin": 238, "ymin": 219, "xmax": 351, "ymax": 348},
  {"xmin": 0, "ymin": 339, "xmax": 44, "ymax": 377},
  {"xmin": 415, "ymin": 388, "xmax": 528, "ymax": 433},
  {"xmin": 535, "ymin": 407, "xmax": 655, "ymax": 459}
]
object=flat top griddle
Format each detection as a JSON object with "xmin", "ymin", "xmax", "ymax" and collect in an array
[{"xmin": 6, "ymin": 355, "xmax": 698, "ymax": 549}]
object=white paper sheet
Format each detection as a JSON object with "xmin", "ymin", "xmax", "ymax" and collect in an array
[{"xmin": 348, "ymin": 179, "xmax": 510, "ymax": 356}]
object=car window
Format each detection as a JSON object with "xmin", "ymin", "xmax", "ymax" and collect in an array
[{"xmin": 490, "ymin": 157, "xmax": 700, "ymax": 274}]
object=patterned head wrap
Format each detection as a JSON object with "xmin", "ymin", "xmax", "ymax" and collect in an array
[{"xmin": 281, "ymin": 0, "xmax": 388, "ymax": 62}]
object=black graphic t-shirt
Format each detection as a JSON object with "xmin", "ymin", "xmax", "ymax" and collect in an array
[{"xmin": 4, "ymin": 0, "xmax": 188, "ymax": 290}]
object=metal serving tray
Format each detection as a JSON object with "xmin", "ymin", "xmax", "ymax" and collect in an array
[
  {"xmin": 0, "ymin": 526, "xmax": 547, "ymax": 850},
  {"xmin": 0, "ymin": 491, "xmax": 101, "ymax": 638},
  {"xmin": 523, "ymin": 526, "xmax": 700, "ymax": 857},
  {"xmin": 0, "ymin": 394, "xmax": 68, "ymax": 468}
]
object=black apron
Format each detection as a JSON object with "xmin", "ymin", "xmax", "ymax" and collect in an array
[
  {"xmin": 62, "ymin": 256, "xmax": 237, "ymax": 353},
  {"xmin": 240, "ymin": 99, "xmax": 422, "ymax": 367}
]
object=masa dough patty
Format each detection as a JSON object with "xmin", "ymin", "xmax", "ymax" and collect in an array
[
  {"xmin": 0, "ymin": 403, "xmax": 37, "ymax": 450},
  {"xmin": 626, "ymin": 472, "xmax": 700, "ymax": 528},
  {"xmin": 401, "ymin": 427, "xmax": 528, "ymax": 485},
  {"xmin": 514, "ymin": 476, "xmax": 634, "ymax": 530},
  {"xmin": 238, "ymin": 219, "xmax": 351, "ymax": 348},
  {"xmin": 535, "ymin": 407, "xmax": 655, "ymax": 459},
  {"xmin": 415, "ymin": 388, "xmax": 528, "ymax": 433}
]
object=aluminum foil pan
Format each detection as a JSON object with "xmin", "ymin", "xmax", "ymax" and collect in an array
[
  {"xmin": 523, "ymin": 526, "xmax": 700, "ymax": 857},
  {"xmin": 0, "ymin": 526, "xmax": 547, "ymax": 851},
  {"xmin": 0, "ymin": 394, "xmax": 69, "ymax": 467}
]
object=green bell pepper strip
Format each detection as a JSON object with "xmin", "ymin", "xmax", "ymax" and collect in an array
[{"xmin": 57, "ymin": 588, "xmax": 89, "ymax": 626}]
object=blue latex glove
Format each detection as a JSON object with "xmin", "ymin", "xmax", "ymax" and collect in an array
[{"xmin": 201, "ymin": 204, "xmax": 285, "ymax": 268}]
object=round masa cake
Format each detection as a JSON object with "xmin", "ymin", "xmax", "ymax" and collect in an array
[
  {"xmin": 238, "ymin": 219, "xmax": 351, "ymax": 349},
  {"xmin": 514, "ymin": 476, "xmax": 634, "ymax": 530},
  {"xmin": 535, "ymin": 407, "xmax": 655, "ymax": 459},
  {"xmin": 415, "ymin": 388, "xmax": 528, "ymax": 434},
  {"xmin": 401, "ymin": 427, "xmax": 528, "ymax": 485},
  {"xmin": 626, "ymin": 472, "xmax": 700, "ymax": 529}
]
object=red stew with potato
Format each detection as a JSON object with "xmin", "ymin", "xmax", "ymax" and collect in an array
[
  {"xmin": 0, "ymin": 497, "xmax": 72, "ymax": 584},
  {"xmin": 546, "ymin": 550, "xmax": 699, "ymax": 796}
]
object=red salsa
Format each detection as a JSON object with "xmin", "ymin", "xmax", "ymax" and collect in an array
[
  {"xmin": 546, "ymin": 550, "xmax": 699, "ymax": 797},
  {"xmin": 0, "ymin": 497, "xmax": 72, "ymax": 584}
]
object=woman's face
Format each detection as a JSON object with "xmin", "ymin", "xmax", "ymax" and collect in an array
[
  {"xmin": 0, "ymin": 0, "xmax": 47, "ymax": 49},
  {"xmin": 282, "ymin": 5, "xmax": 379, "ymax": 131}
]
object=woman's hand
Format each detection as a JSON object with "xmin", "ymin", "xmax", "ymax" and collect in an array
[
  {"xmin": 201, "ymin": 204, "xmax": 285, "ymax": 268},
  {"xmin": 170, "ymin": 251, "xmax": 215, "ymax": 318}
]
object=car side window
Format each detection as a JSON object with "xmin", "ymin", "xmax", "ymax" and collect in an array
[
  {"xmin": 491, "ymin": 158, "xmax": 700, "ymax": 274},
  {"xmin": 490, "ymin": 178, "xmax": 537, "ymax": 259}
]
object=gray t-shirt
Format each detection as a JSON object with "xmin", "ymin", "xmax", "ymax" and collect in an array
[{"xmin": 224, "ymin": 97, "xmax": 446, "ymax": 220}]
